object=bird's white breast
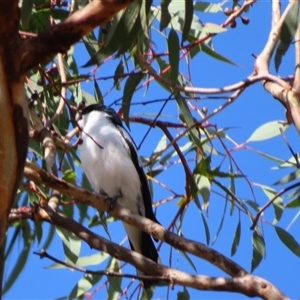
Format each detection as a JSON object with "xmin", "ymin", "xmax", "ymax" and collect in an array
[{"xmin": 78, "ymin": 112, "xmax": 143, "ymax": 215}]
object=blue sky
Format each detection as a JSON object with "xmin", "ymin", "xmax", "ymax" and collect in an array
[{"xmin": 4, "ymin": 1, "xmax": 300, "ymax": 299}]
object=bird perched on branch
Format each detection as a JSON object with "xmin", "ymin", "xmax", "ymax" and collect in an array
[{"xmin": 78, "ymin": 104, "xmax": 160, "ymax": 287}]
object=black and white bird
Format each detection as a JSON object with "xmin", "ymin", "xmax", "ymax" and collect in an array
[{"xmin": 78, "ymin": 104, "xmax": 160, "ymax": 286}]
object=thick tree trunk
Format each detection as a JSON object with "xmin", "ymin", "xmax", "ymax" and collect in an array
[{"xmin": 0, "ymin": 0, "xmax": 29, "ymax": 293}]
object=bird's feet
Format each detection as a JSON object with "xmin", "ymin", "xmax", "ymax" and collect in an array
[{"xmin": 99, "ymin": 188, "xmax": 123, "ymax": 211}]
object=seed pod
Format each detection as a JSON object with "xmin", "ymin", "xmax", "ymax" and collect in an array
[
  {"xmin": 230, "ymin": 19, "xmax": 237, "ymax": 28},
  {"xmin": 224, "ymin": 7, "xmax": 232, "ymax": 16},
  {"xmin": 241, "ymin": 17, "xmax": 250, "ymax": 25}
]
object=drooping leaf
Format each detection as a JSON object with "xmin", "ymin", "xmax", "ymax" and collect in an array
[
  {"xmin": 250, "ymin": 148, "xmax": 286, "ymax": 165},
  {"xmin": 176, "ymin": 93, "xmax": 203, "ymax": 151},
  {"xmin": 201, "ymin": 213, "xmax": 210, "ymax": 245},
  {"xmin": 34, "ymin": 221, "xmax": 43, "ymax": 245},
  {"xmin": 29, "ymin": 9, "xmax": 69, "ymax": 33},
  {"xmin": 208, "ymin": 167, "xmax": 244, "ymax": 179},
  {"xmin": 251, "ymin": 231, "xmax": 265, "ymax": 272},
  {"xmin": 160, "ymin": 0, "xmax": 172, "ymax": 31},
  {"xmin": 245, "ymin": 200, "xmax": 261, "ymax": 212},
  {"xmin": 107, "ymin": 258, "xmax": 122, "ymax": 300},
  {"xmin": 3, "ymin": 221, "xmax": 32, "ymax": 294},
  {"xmin": 275, "ymin": 226, "xmax": 300, "ymax": 257},
  {"xmin": 139, "ymin": 0, "xmax": 151, "ymax": 39},
  {"xmin": 275, "ymin": 2, "xmax": 300, "ymax": 71},
  {"xmin": 246, "ymin": 120, "xmax": 288, "ymax": 142},
  {"xmin": 285, "ymin": 195, "xmax": 300, "ymax": 208},
  {"xmin": 82, "ymin": 31, "xmax": 99, "ymax": 58},
  {"xmin": 122, "ymin": 73, "xmax": 144, "ymax": 127},
  {"xmin": 48, "ymin": 252, "xmax": 109, "ymax": 269},
  {"xmin": 114, "ymin": 60, "xmax": 124, "ymax": 91},
  {"xmin": 273, "ymin": 169, "xmax": 300, "ymax": 185},
  {"xmin": 177, "ymin": 287, "xmax": 190, "ymax": 300},
  {"xmin": 259, "ymin": 184, "xmax": 283, "ymax": 224},
  {"xmin": 231, "ymin": 220, "xmax": 241, "ymax": 256},
  {"xmin": 84, "ymin": 1, "xmax": 141, "ymax": 67},
  {"xmin": 229, "ymin": 161, "xmax": 236, "ymax": 215},
  {"xmin": 179, "ymin": 250, "xmax": 197, "ymax": 272},
  {"xmin": 212, "ymin": 198, "xmax": 227, "ymax": 245},
  {"xmin": 42, "ymin": 224, "xmax": 55, "ymax": 250},
  {"xmin": 168, "ymin": 28, "xmax": 180, "ymax": 84},
  {"xmin": 69, "ymin": 273, "xmax": 102, "ymax": 299},
  {"xmin": 194, "ymin": 2, "xmax": 222, "ymax": 13},
  {"xmin": 56, "ymin": 227, "xmax": 81, "ymax": 265},
  {"xmin": 195, "ymin": 175, "xmax": 211, "ymax": 210},
  {"xmin": 94, "ymin": 80, "xmax": 103, "ymax": 104},
  {"xmin": 140, "ymin": 286, "xmax": 155, "ymax": 300},
  {"xmin": 182, "ymin": 0, "xmax": 194, "ymax": 44},
  {"xmin": 20, "ymin": 0, "xmax": 34, "ymax": 29}
]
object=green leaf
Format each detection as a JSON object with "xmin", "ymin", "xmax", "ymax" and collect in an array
[
  {"xmin": 42, "ymin": 224, "xmax": 55, "ymax": 250},
  {"xmin": 212, "ymin": 199, "xmax": 227, "ymax": 245},
  {"xmin": 201, "ymin": 213, "xmax": 210, "ymax": 245},
  {"xmin": 194, "ymin": 2, "xmax": 222, "ymax": 13},
  {"xmin": 177, "ymin": 287, "xmax": 190, "ymax": 300},
  {"xmin": 122, "ymin": 73, "xmax": 144, "ymax": 127},
  {"xmin": 34, "ymin": 221, "xmax": 43, "ymax": 245},
  {"xmin": 160, "ymin": 0, "xmax": 172, "ymax": 31},
  {"xmin": 251, "ymin": 231, "xmax": 265, "ymax": 272},
  {"xmin": 273, "ymin": 169, "xmax": 300, "ymax": 185},
  {"xmin": 195, "ymin": 175, "xmax": 211, "ymax": 210},
  {"xmin": 245, "ymin": 200, "xmax": 261, "ymax": 212},
  {"xmin": 275, "ymin": 226, "xmax": 300, "ymax": 257},
  {"xmin": 62, "ymin": 169, "xmax": 76, "ymax": 183},
  {"xmin": 139, "ymin": 0, "xmax": 151, "ymax": 40},
  {"xmin": 94, "ymin": 80, "xmax": 103, "ymax": 104},
  {"xmin": 231, "ymin": 220, "xmax": 241, "ymax": 256},
  {"xmin": 5, "ymin": 226, "xmax": 21, "ymax": 261},
  {"xmin": 259, "ymin": 184, "xmax": 283, "ymax": 224},
  {"xmin": 201, "ymin": 44, "xmax": 237, "ymax": 66},
  {"xmin": 285, "ymin": 195, "xmax": 300, "ymax": 208},
  {"xmin": 250, "ymin": 148, "xmax": 286, "ymax": 165},
  {"xmin": 69, "ymin": 273, "xmax": 102, "ymax": 299},
  {"xmin": 107, "ymin": 258, "xmax": 122, "ymax": 300},
  {"xmin": 82, "ymin": 31, "xmax": 99, "ymax": 57},
  {"xmin": 175, "ymin": 93, "xmax": 203, "ymax": 152},
  {"xmin": 208, "ymin": 167, "xmax": 244, "ymax": 179},
  {"xmin": 198, "ymin": 24, "xmax": 226, "ymax": 34},
  {"xmin": 168, "ymin": 29, "xmax": 180, "ymax": 83},
  {"xmin": 114, "ymin": 60, "xmax": 124, "ymax": 91},
  {"xmin": 84, "ymin": 1, "xmax": 141, "ymax": 66},
  {"xmin": 246, "ymin": 121, "xmax": 288, "ymax": 142},
  {"xmin": 229, "ymin": 161, "xmax": 236, "ymax": 215},
  {"xmin": 56, "ymin": 227, "xmax": 81, "ymax": 265},
  {"xmin": 48, "ymin": 252, "xmax": 109, "ymax": 269},
  {"xmin": 179, "ymin": 250, "xmax": 197, "ymax": 272},
  {"xmin": 275, "ymin": 2, "xmax": 300, "ymax": 71},
  {"xmin": 3, "ymin": 221, "xmax": 32, "ymax": 294},
  {"xmin": 29, "ymin": 9, "xmax": 69, "ymax": 33},
  {"xmin": 140, "ymin": 286, "xmax": 155, "ymax": 300},
  {"xmin": 182, "ymin": 0, "xmax": 194, "ymax": 44},
  {"xmin": 20, "ymin": 0, "xmax": 34, "ymax": 29}
]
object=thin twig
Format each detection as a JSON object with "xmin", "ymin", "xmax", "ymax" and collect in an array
[
  {"xmin": 250, "ymin": 181, "xmax": 300, "ymax": 229},
  {"xmin": 33, "ymin": 249, "xmax": 168, "ymax": 283}
]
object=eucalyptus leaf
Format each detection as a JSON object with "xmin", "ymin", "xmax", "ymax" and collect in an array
[{"xmin": 246, "ymin": 121, "xmax": 288, "ymax": 142}]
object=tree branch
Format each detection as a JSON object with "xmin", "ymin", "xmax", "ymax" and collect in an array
[
  {"xmin": 23, "ymin": 161, "xmax": 247, "ymax": 278},
  {"xmin": 19, "ymin": 0, "xmax": 134, "ymax": 74},
  {"xmin": 11, "ymin": 205, "xmax": 288, "ymax": 299}
]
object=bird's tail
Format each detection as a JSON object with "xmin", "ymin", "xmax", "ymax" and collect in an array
[{"xmin": 123, "ymin": 223, "xmax": 159, "ymax": 288}]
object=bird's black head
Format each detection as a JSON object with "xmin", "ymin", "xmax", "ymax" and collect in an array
[{"xmin": 81, "ymin": 104, "xmax": 123, "ymax": 127}]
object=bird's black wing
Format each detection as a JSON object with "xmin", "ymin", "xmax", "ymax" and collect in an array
[{"xmin": 117, "ymin": 126, "xmax": 160, "ymax": 226}]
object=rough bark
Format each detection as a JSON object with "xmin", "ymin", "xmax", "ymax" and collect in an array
[{"xmin": 0, "ymin": 0, "xmax": 29, "ymax": 292}]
